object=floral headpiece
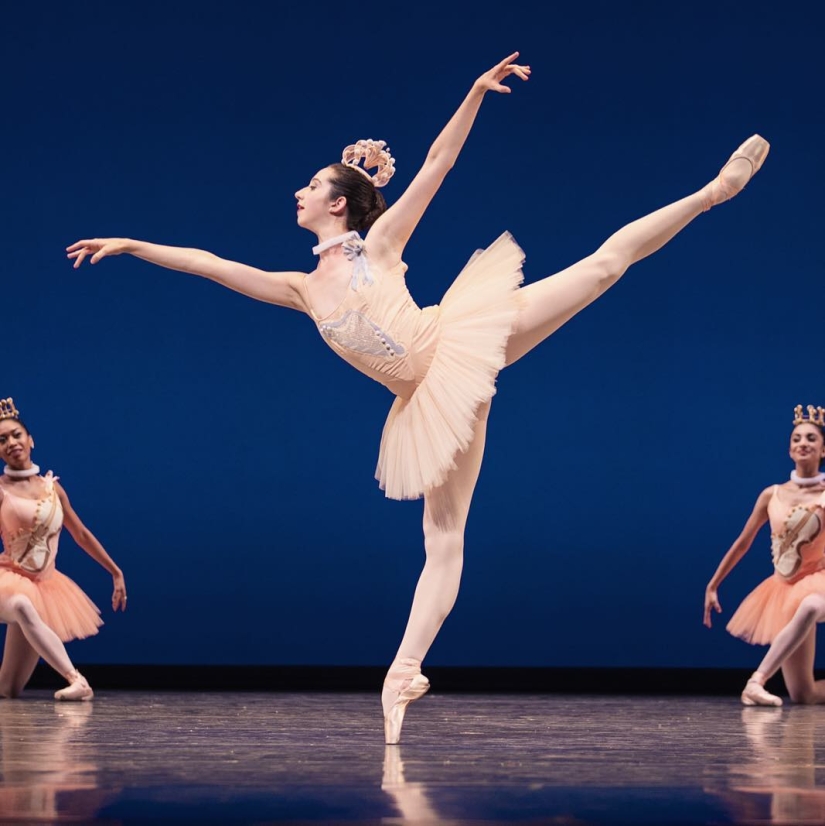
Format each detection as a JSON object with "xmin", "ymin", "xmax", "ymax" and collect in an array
[{"xmin": 341, "ymin": 139, "xmax": 396, "ymax": 188}]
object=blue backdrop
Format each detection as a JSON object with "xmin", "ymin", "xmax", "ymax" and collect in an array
[{"xmin": 2, "ymin": 0, "xmax": 823, "ymax": 668}]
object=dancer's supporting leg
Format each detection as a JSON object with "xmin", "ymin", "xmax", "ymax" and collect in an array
[
  {"xmin": 0, "ymin": 594, "xmax": 93, "ymax": 701},
  {"xmin": 742, "ymin": 594, "xmax": 825, "ymax": 706},
  {"xmin": 382, "ymin": 402, "xmax": 490, "ymax": 744},
  {"xmin": 505, "ymin": 137, "xmax": 768, "ymax": 365}
]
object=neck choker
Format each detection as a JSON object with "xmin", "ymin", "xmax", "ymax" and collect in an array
[
  {"xmin": 4, "ymin": 463, "xmax": 40, "ymax": 479},
  {"xmin": 312, "ymin": 231, "xmax": 361, "ymax": 256},
  {"xmin": 791, "ymin": 470, "xmax": 825, "ymax": 487}
]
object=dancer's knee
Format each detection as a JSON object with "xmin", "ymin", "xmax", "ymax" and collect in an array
[
  {"xmin": 0, "ymin": 680, "xmax": 23, "ymax": 699},
  {"xmin": 788, "ymin": 682, "xmax": 821, "ymax": 705},
  {"xmin": 423, "ymin": 527, "xmax": 464, "ymax": 566},
  {"xmin": 795, "ymin": 594, "xmax": 825, "ymax": 626},
  {"xmin": 4, "ymin": 595, "xmax": 40, "ymax": 627}
]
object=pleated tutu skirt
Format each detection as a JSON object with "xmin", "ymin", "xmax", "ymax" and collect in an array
[
  {"xmin": 0, "ymin": 567, "xmax": 102, "ymax": 642},
  {"xmin": 375, "ymin": 232, "xmax": 525, "ymax": 500},
  {"xmin": 727, "ymin": 569, "xmax": 825, "ymax": 645}
]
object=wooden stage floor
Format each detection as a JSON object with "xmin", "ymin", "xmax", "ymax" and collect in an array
[{"xmin": 1, "ymin": 691, "xmax": 823, "ymax": 824}]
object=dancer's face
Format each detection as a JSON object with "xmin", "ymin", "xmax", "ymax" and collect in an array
[
  {"xmin": 0, "ymin": 420, "xmax": 34, "ymax": 470},
  {"xmin": 789, "ymin": 423, "xmax": 825, "ymax": 467},
  {"xmin": 294, "ymin": 168, "xmax": 345, "ymax": 231}
]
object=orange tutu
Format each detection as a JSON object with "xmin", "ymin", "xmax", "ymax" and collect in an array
[
  {"xmin": 0, "ymin": 567, "xmax": 102, "ymax": 642},
  {"xmin": 727, "ymin": 569, "xmax": 825, "ymax": 645},
  {"xmin": 376, "ymin": 232, "xmax": 525, "ymax": 499}
]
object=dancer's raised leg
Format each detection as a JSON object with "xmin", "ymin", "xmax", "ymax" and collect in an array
[
  {"xmin": 382, "ymin": 402, "xmax": 490, "ymax": 743},
  {"xmin": 505, "ymin": 135, "xmax": 769, "ymax": 365}
]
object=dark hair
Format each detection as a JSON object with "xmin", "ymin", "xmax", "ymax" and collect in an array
[
  {"xmin": 327, "ymin": 163, "xmax": 387, "ymax": 232},
  {"xmin": 0, "ymin": 417, "xmax": 29, "ymax": 435}
]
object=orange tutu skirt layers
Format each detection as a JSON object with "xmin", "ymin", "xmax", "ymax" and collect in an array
[
  {"xmin": 0, "ymin": 567, "xmax": 102, "ymax": 642},
  {"xmin": 727, "ymin": 569, "xmax": 825, "ymax": 645},
  {"xmin": 375, "ymin": 232, "xmax": 525, "ymax": 500}
]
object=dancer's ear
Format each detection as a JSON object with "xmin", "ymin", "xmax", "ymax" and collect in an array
[{"xmin": 329, "ymin": 195, "xmax": 347, "ymax": 217}]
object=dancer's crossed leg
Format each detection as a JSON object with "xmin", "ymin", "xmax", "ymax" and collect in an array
[
  {"xmin": 382, "ymin": 137, "xmax": 769, "ymax": 742},
  {"xmin": 0, "ymin": 593, "xmax": 92, "ymax": 701},
  {"xmin": 742, "ymin": 594, "xmax": 825, "ymax": 706}
]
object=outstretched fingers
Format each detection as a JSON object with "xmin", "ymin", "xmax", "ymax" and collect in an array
[
  {"xmin": 67, "ymin": 248, "xmax": 89, "ymax": 269},
  {"xmin": 66, "ymin": 239, "xmax": 109, "ymax": 268},
  {"xmin": 479, "ymin": 52, "xmax": 531, "ymax": 94}
]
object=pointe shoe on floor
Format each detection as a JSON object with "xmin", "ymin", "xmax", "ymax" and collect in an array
[
  {"xmin": 54, "ymin": 669, "xmax": 94, "ymax": 702},
  {"xmin": 382, "ymin": 658, "xmax": 430, "ymax": 745},
  {"xmin": 701, "ymin": 134, "xmax": 770, "ymax": 211},
  {"xmin": 741, "ymin": 678, "xmax": 782, "ymax": 707}
]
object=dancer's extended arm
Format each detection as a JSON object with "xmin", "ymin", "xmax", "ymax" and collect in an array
[
  {"xmin": 366, "ymin": 52, "xmax": 530, "ymax": 259},
  {"xmin": 56, "ymin": 483, "xmax": 128, "ymax": 612},
  {"xmin": 66, "ymin": 239, "xmax": 306, "ymax": 311},
  {"xmin": 703, "ymin": 487, "xmax": 772, "ymax": 628}
]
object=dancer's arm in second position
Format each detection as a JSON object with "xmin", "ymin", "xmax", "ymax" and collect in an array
[
  {"xmin": 366, "ymin": 52, "xmax": 530, "ymax": 265},
  {"xmin": 66, "ymin": 239, "xmax": 307, "ymax": 312},
  {"xmin": 703, "ymin": 487, "xmax": 772, "ymax": 628}
]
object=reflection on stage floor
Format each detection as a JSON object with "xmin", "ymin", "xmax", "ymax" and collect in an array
[{"xmin": 1, "ymin": 692, "xmax": 824, "ymax": 824}]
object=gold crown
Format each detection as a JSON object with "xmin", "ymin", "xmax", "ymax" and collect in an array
[
  {"xmin": 0, "ymin": 397, "xmax": 20, "ymax": 421},
  {"xmin": 793, "ymin": 404, "xmax": 825, "ymax": 428}
]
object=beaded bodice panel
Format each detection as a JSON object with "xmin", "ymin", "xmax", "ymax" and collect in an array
[
  {"xmin": 768, "ymin": 487, "xmax": 825, "ymax": 581},
  {"xmin": 304, "ymin": 233, "xmax": 440, "ymax": 400},
  {"xmin": 0, "ymin": 472, "xmax": 63, "ymax": 577},
  {"xmin": 319, "ymin": 310, "xmax": 407, "ymax": 359}
]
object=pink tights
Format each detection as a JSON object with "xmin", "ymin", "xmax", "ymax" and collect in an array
[
  {"xmin": 751, "ymin": 594, "xmax": 825, "ymax": 704},
  {"xmin": 386, "ymin": 170, "xmax": 738, "ymax": 683},
  {"xmin": 0, "ymin": 593, "xmax": 75, "ymax": 698}
]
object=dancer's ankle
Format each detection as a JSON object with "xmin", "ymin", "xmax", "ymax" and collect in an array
[{"xmin": 749, "ymin": 671, "xmax": 767, "ymax": 686}]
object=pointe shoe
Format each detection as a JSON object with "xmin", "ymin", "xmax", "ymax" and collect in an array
[
  {"xmin": 701, "ymin": 134, "xmax": 770, "ymax": 211},
  {"xmin": 741, "ymin": 678, "xmax": 782, "ymax": 707},
  {"xmin": 54, "ymin": 669, "xmax": 94, "ymax": 702},
  {"xmin": 382, "ymin": 658, "xmax": 430, "ymax": 745}
]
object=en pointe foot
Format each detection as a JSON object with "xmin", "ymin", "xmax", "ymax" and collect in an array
[
  {"xmin": 382, "ymin": 658, "xmax": 430, "ymax": 745},
  {"xmin": 701, "ymin": 134, "xmax": 770, "ymax": 211}
]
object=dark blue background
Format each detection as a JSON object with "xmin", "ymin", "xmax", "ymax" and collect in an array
[{"xmin": 2, "ymin": 0, "xmax": 822, "ymax": 667}]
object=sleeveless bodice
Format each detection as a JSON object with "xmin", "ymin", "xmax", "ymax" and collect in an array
[
  {"xmin": 767, "ymin": 486, "xmax": 825, "ymax": 581},
  {"xmin": 303, "ymin": 232, "xmax": 440, "ymax": 400},
  {"xmin": 0, "ymin": 472, "xmax": 63, "ymax": 579}
]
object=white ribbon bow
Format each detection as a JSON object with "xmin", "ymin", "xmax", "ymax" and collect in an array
[{"xmin": 342, "ymin": 238, "xmax": 374, "ymax": 290}]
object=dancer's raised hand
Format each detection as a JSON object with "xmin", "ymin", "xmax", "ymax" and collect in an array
[
  {"xmin": 473, "ymin": 51, "xmax": 531, "ymax": 95},
  {"xmin": 67, "ymin": 238, "xmax": 133, "ymax": 268}
]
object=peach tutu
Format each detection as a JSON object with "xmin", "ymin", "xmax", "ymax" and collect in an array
[
  {"xmin": 727, "ymin": 569, "xmax": 825, "ymax": 645},
  {"xmin": 0, "ymin": 567, "xmax": 102, "ymax": 642},
  {"xmin": 375, "ymin": 232, "xmax": 525, "ymax": 499}
]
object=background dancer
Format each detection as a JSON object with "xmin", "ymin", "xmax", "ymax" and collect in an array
[
  {"xmin": 705, "ymin": 405, "xmax": 825, "ymax": 706},
  {"xmin": 0, "ymin": 398, "xmax": 127, "ymax": 701}
]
